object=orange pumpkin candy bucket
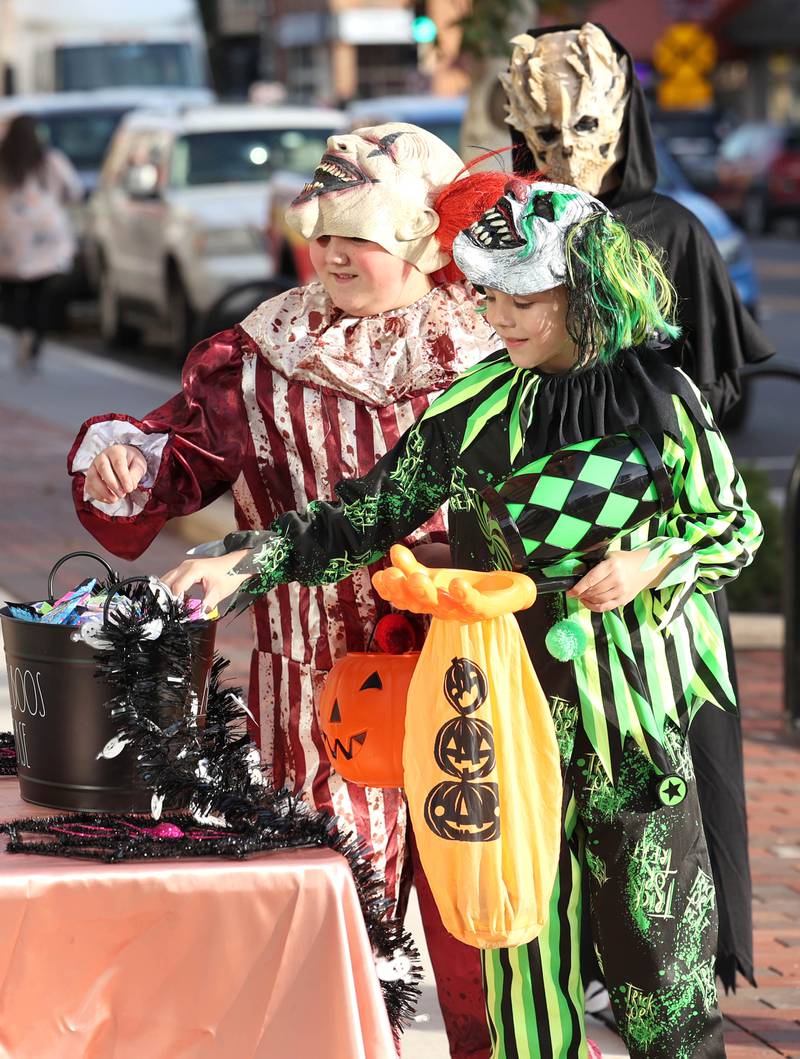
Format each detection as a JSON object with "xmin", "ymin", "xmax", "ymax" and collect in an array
[{"xmin": 317, "ymin": 614, "xmax": 419, "ymax": 788}]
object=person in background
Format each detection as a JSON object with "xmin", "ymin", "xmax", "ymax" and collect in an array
[{"xmin": 0, "ymin": 114, "xmax": 82, "ymax": 372}]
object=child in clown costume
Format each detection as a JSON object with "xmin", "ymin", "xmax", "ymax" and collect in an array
[
  {"xmin": 68, "ymin": 124, "xmax": 503, "ymax": 1059},
  {"xmin": 164, "ymin": 176, "xmax": 762, "ymax": 1059}
]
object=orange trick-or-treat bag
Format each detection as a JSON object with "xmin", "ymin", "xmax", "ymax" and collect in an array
[{"xmin": 374, "ymin": 545, "xmax": 562, "ymax": 949}]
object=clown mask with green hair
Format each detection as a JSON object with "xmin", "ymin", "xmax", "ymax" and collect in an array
[{"xmin": 452, "ymin": 178, "xmax": 680, "ymax": 366}]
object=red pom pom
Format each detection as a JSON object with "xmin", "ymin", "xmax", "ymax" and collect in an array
[{"xmin": 374, "ymin": 614, "xmax": 418, "ymax": 654}]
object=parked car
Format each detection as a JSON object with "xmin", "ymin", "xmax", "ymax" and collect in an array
[
  {"xmin": 346, "ymin": 94, "xmax": 467, "ymax": 153},
  {"xmin": 649, "ymin": 108, "xmax": 728, "ymax": 193},
  {"xmin": 713, "ymin": 122, "xmax": 792, "ymax": 233},
  {"xmin": 87, "ymin": 103, "xmax": 346, "ymax": 357},
  {"xmin": 764, "ymin": 127, "xmax": 800, "ymax": 228}
]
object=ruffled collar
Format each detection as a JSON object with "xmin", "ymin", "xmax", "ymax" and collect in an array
[
  {"xmin": 439, "ymin": 346, "xmax": 697, "ymax": 465},
  {"xmin": 240, "ymin": 281, "xmax": 500, "ymax": 406}
]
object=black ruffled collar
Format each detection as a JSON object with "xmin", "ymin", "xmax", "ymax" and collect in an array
[{"xmin": 461, "ymin": 346, "xmax": 703, "ymax": 466}]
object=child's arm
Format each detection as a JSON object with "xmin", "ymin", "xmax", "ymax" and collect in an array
[
  {"xmin": 163, "ymin": 411, "xmax": 458, "ymax": 608},
  {"xmin": 616, "ymin": 393, "xmax": 762, "ymax": 624},
  {"xmin": 68, "ymin": 330, "xmax": 250, "ymax": 560},
  {"xmin": 570, "ymin": 389, "xmax": 762, "ymax": 617}
]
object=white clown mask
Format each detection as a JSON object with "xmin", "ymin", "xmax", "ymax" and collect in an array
[
  {"xmin": 452, "ymin": 179, "xmax": 609, "ymax": 296},
  {"xmin": 286, "ymin": 123, "xmax": 465, "ymax": 275},
  {"xmin": 500, "ymin": 24, "xmax": 630, "ymax": 197}
]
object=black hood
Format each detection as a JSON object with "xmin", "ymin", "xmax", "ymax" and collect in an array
[{"xmin": 508, "ymin": 23, "xmax": 658, "ymax": 207}]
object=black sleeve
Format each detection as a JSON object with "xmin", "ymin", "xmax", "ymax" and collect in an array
[{"xmin": 234, "ymin": 409, "xmax": 460, "ymax": 595}]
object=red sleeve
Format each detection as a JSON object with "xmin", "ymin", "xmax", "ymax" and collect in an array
[{"xmin": 68, "ymin": 327, "xmax": 253, "ymax": 560}]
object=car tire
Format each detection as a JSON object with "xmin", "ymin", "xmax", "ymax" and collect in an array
[
  {"xmin": 198, "ymin": 279, "xmax": 286, "ymax": 337},
  {"xmin": 166, "ymin": 267, "xmax": 196, "ymax": 361},
  {"xmin": 98, "ymin": 263, "xmax": 139, "ymax": 347}
]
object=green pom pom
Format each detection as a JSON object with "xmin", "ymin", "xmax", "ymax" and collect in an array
[{"xmin": 546, "ymin": 619, "xmax": 588, "ymax": 661}]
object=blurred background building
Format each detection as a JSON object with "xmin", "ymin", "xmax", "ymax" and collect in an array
[{"xmin": 191, "ymin": 0, "xmax": 800, "ymax": 123}]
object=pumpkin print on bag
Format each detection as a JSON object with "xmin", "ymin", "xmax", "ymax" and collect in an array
[
  {"xmin": 434, "ymin": 717, "xmax": 496, "ymax": 779},
  {"xmin": 317, "ymin": 615, "xmax": 419, "ymax": 788},
  {"xmin": 443, "ymin": 656, "xmax": 488, "ymax": 715},
  {"xmin": 425, "ymin": 779, "xmax": 501, "ymax": 842},
  {"xmin": 423, "ymin": 657, "xmax": 501, "ymax": 842}
]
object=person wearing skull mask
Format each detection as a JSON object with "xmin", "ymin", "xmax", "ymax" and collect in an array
[
  {"xmin": 503, "ymin": 22, "xmax": 770, "ymax": 994},
  {"xmin": 68, "ymin": 123, "xmax": 509, "ymax": 1059}
]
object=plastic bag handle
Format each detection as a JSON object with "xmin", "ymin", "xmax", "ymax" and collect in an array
[{"xmin": 47, "ymin": 551, "xmax": 117, "ymax": 602}]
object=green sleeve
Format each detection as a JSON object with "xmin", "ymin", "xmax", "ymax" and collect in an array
[
  {"xmin": 644, "ymin": 392, "xmax": 763, "ymax": 627},
  {"xmin": 235, "ymin": 411, "xmax": 458, "ymax": 597}
]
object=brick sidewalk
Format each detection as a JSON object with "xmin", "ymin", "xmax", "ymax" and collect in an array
[
  {"xmin": 724, "ymin": 651, "xmax": 800, "ymax": 1059},
  {"xmin": 1, "ymin": 398, "xmax": 799, "ymax": 1057}
]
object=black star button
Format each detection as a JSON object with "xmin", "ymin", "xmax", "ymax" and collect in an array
[{"xmin": 656, "ymin": 774, "xmax": 687, "ymax": 807}]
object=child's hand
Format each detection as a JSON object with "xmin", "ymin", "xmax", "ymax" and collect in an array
[
  {"xmin": 567, "ymin": 549, "xmax": 677, "ymax": 612},
  {"xmin": 161, "ymin": 550, "xmax": 251, "ymax": 611},
  {"xmin": 85, "ymin": 444, "xmax": 148, "ymax": 504}
]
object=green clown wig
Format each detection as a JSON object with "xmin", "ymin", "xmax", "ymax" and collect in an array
[{"xmin": 564, "ymin": 209, "xmax": 680, "ymax": 365}]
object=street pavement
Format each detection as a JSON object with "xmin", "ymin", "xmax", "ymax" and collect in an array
[{"xmin": 0, "ymin": 228, "xmax": 799, "ymax": 1057}]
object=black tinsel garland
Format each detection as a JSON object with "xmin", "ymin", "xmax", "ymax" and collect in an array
[{"xmin": 2, "ymin": 586, "xmax": 422, "ymax": 1034}]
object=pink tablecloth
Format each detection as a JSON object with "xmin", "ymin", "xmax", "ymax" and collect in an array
[{"xmin": 0, "ymin": 780, "xmax": 396, "ymax": 1059}]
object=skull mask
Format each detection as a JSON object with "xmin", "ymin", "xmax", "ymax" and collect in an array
[
  {"xmin": 500, "ymin": 23, "xmax": 630, "ymax": 196},
  {"xmin": 286, "ymin": 122, "xmax": 464, "ymax": 275},
  {"xmin": 452, "ymin": 178, "xmax": 608, "ymax": 296}
]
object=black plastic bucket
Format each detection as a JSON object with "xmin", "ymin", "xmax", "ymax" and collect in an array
[{"xmin": 0, "ymin": 553, "xmax": 216, "ymax": 813}]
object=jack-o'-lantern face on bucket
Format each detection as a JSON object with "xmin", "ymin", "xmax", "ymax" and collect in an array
[{"xmin": 318, "ymin": 650, "xmax": 418, "ymax": 788}]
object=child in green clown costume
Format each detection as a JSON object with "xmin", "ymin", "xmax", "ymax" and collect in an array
[{"xmin": 163, "ymin": 176, "xmax": 762, "ymax": 1059}]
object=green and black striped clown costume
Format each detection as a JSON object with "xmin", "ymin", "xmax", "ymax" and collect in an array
[{"xmin": 212, "ymin": 180, "xmax": 761, "ymax": 1058}]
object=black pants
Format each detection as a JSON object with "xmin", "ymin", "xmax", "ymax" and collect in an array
[
  {"xmin": 483, "ymin": 726, "xmax": 726, "ymax": 1059},
  {"xmin": 1, "ymin": 276, "xmax": 55, "ymax": 356}
]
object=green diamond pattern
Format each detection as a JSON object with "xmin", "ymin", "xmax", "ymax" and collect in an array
[
  {"xmin": 529, "ymin": 474, "xmax": 574, "ymax": 510},
  {"xmin": 522, "ymin": 536, "xmax": 544, "ymax": 557},
  {"xmin": 596, "ymin": 492, "xmax": 640, "ymax": 529},
  {"xmin": 578, "ymin": 454, "xmax": 622, "ymax": 489},
  {"xmin": 545, "ymin": 513, "xmax": 593, "ymax": 550}
]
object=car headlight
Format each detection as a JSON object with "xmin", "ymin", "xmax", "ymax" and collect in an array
[{"xmin": 715, "ymin": 232, "xmax": 747, "ymax": 266}]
